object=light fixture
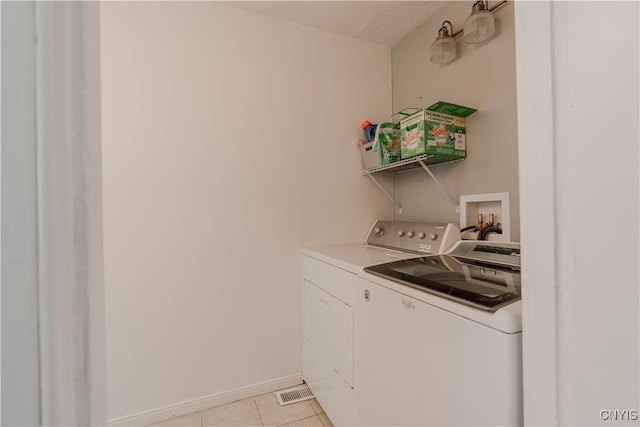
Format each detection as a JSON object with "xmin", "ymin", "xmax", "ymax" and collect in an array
[
  {"xmin": 429, "ymin": 21, "xmax": 457, "ymax": 64},
  {"xmin": 428, "ymin": 1, "xmax": 507, "ymax": 65},
  {"xmin": 463, "ymin": 0, "xmax": 496, "ymax": 44}
]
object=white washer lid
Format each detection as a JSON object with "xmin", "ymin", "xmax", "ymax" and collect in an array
[{"xmin": 302, "ymin": 244, "xmax": 421, "ymax": 274}]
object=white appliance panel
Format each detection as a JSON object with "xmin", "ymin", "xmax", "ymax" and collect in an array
[
  {"xmin": 303, "ymin": 337, "xmax": 356, "ymax": 426},
  {"xmin": 302, "ymin": 255, "xmax": 358, "ymax": 307},
  {"xmin": 360, "ymin": 270, "xmax": 522, "ymax": 333},
  {"xmin": 355, "ymin": 278, "xmax": 522, "ymax": 426},
  {"xmin": 303, "ymin": 280, "xmax": 353, "ymax": 387}
]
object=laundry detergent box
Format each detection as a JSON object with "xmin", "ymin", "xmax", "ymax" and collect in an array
[
  {"xmin": 359, "ymin": 122, "xmax": 402, "ymax": 170},
  {"xmin": 400, "ymin": 102, "xmax": 477, "ymax": 161},
  {"xmin": 377, "ymin": 123, "xmax": 401, "ymax": 166}
]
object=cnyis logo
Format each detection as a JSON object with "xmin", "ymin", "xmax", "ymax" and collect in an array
[{"xmin": 600, "ymin": 409, "xmax": 638, "ymax": 421}]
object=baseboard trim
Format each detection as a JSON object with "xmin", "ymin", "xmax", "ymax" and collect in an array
[{"xmin": 107, "ymin": 373, "xmax": 303, "ymax": 426}]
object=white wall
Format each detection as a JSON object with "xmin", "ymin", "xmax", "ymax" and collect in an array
[
  {"xmin": 551, "ymin": 2, "xmax": 639, "ymax": 425},
  {"xmin": 516, "ymin": 1, "xmax": 639, "ymax": 425},
  {"xmin": 100, "ymin": 2, "xmax": 392, "ymax": 423},
  {"xmin": 1, "ymin": 3, "xmax": 41, "ymax": 424},
  {"xmin": 391, "ymin": 2, "xmax": 519, "ymax": 241}
]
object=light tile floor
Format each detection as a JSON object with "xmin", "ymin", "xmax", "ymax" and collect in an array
[{"xmin": 150, "ymin": 392, "xmax": 334, "ymax": 427}]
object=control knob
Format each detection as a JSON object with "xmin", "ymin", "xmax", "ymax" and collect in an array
[
  {"xmin": 397, "ymin": 230, "xmax": 405, "ymax": 237},
  {"xmin": 407, "ymin": 231, "xmax": 415, "ymax": 238},
  {"xmin": 373, "ymin": 225, "xmax": 384, "ymax": 237},
  {"xmin": 417, "ymin": 232, "xmax": 426, "ymax": 239},
  {"xmin": 430, "ymin": 233, "xmax": 438, "ymax": 241}
]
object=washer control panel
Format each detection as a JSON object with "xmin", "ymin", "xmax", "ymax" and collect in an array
[{"xmin": 366, "ymin": 221, "xmax": 461, "ymax": 255}]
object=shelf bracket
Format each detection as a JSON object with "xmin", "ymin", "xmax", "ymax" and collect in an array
[
  {"xmin": 366, "ymin": 174, "xmax": 396, "ymax": 205},
  {"xmin": 361, "ymin": 154, "xmax": 463, "ymax": 212},
  {"xmin": 417, "ymin": 160, "xmax": 459, "ymax": 211}
]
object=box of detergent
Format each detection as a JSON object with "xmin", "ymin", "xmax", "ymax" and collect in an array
[{"xmin": 400, "ymin": 102, "xmax": 477, "ymax": 162}]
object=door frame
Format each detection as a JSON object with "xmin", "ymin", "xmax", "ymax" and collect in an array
[{"xmin": 513, "ymin": 2, "xmax": 559, "ymax": 426}]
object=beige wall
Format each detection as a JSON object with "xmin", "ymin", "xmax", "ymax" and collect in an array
[
  {"xmin": 101, "ymin": 2, "xmax": 392, "ymax": 423},
  {"xmin": 391, "ymin": 1, "xmax": 519, "ymax": 241}
]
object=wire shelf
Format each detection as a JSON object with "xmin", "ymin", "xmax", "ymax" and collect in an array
[{"xmin": 361, "ymin": 154, "xmax": 463, "ymax": 175}]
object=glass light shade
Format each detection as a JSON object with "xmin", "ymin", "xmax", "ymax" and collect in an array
[
  {"xmin": 430, "ymin": 36, "xmax": 457, "ymax": 64},
  {"xmin": 463, "ymin": 9, "xmax": 495, "ymax": 43}
]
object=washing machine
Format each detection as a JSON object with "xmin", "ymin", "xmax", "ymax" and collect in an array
[
  {"xmin": 358, "ymin": 239, "xmax": 522, "ymax": 426},
  {"xmin": 302, "ymin": 220, "xmax": 522, "ymax": 426}
]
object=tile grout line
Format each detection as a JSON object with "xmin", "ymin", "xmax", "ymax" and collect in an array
[
  {"xmin": 253, "ymin": 398, "xmax": 266, "ymax": 427},
  {"xmin": 278, "ymin": 414, "xmax": 320, "ymax": 427},
  {"xmin": 277, "ymin": 401, "xmax": 316, "ymax": 427}
]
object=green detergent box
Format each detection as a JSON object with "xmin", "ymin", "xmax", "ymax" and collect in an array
[
  {"xmin": 377, "ymin": 123, "xmax": 401, "ymax": 166},
  {"xmin": 400, "ymin": 102, "xmax": 477, "ymax": 161},
  {"xmin": 359, "ymin": 122, "xmax": 401, "ymax": 170}
]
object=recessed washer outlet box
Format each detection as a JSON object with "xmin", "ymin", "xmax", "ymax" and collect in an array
[{"xmin": 460, "ymin": 192, "xmax": 511, "ymax": 242}]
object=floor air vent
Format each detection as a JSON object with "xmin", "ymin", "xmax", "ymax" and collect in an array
[{"xmin": 275, "ymin": 384, "xmax": 314, "ymax": 406}]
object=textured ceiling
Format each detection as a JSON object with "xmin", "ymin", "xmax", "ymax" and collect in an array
[{"xmin": 221, "ymin": 1, "xmax": 444, "ymax": 47}]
